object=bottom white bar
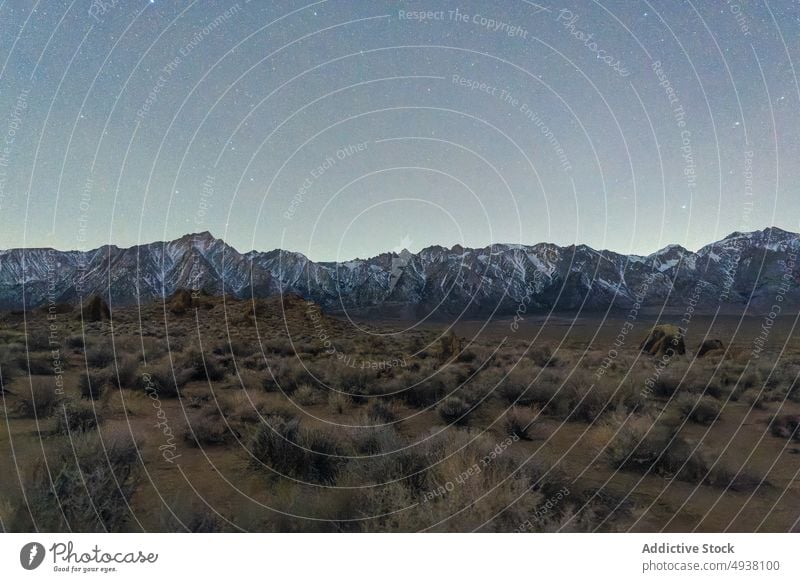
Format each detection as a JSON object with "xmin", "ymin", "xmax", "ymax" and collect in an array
[{"xmin": 1, "ymin": 534, "xmax": 797, "ymax": 581}]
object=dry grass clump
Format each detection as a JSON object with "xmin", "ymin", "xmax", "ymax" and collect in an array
[
  {"xmin": 16, "ymin": 376, "xmax": 59, "ymax": 418},
  {"xmin": 185, "ymin": 407, "xmax": 238, "ymax": 448},
  {"xmin": 136, "ymin": 362, "xmax": 186, "ymax": 397},
  {"xmin": 249, "ymin": 415, "xmax": 345, "ymax": 484},
  {"xmin": 504, "ymin": 406, "xmax": 540, "ymax": 440},
  {"xmin": 366, "ymin": 399, "xmax": 398, "ymax": 423},
  {"xmin": 606, "ymin": 417, "xmax": 765, "ymax": 490},
  {"xmin": 12, "ymin": 431, "xmax": 139, "ymax": 532},
  {"xmin": 85, "ymin": 343, "xmax": 115, "ymax": 368},
  {"xmin": 293, "ymin": 383, "xmax": 323, "ymax": 406},
  {"xmin": 54, "ymin": 398, "xmax": 104, "ymax": 434},
  {"xmin": 327, "ymin": 391, "xmax": 352, "ymax": 414},
  {"xmin": 675, "ymin": 393, "xmax": 722, "ymax": 425},
  {"xmin": 176, "ymin": 348, "xmax": 226, "ymax": 382},
  {"xmin": 436, "ymin": 396, "xmax": 471, "ymax": 425},
  {"xmin": 79, "ymin": 369, "xmax": 111, "ymax": 400}
]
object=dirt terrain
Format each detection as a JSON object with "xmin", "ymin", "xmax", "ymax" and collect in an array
[{"xmin": 1, "ymin": 293, "xmax": 798, "ymax": 532}]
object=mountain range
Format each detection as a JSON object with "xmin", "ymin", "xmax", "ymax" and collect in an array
[{"xmin": 1, "ymin": 227, "xmax": 798, "ymax": 317}]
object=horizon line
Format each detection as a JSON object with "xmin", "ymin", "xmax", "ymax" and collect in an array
[{"xmin": 2, "ymin": 225, "xmax": 796, "ymax": 263}]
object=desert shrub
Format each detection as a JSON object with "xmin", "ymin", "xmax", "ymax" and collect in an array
[
  {"xmin": 529, "ymin": 344, "xmax": 558, "ymax": 367},
  {"xmin": 399, "ymin": 374, "xmax": 449, "ymax": 408},
  {"xmin": 367, "ymin": 400, "xmax": 398, "ymax": 423},
  {"xmin": 261, "ymin": 339, "xmax": 295, "ymax": 357},
  {"xmin": 17, "ymin": 377, "xmax": 59, "ymax": 418},
  {"xmin": 178, "ymin": 349, "xmax": 226, "ymax": 382},
  {"xmin": 769, "ymin": 414, "xmax": 800, "ymax": 441},
  {"xmin": 328, "ymin": 391, "xmax": 352, "ymax": 414},
  {"xmin": 137, "ymin": 363, "xmax": 187, "ymax": 397},
  {"xmin": 86, "ymin": 343, "xmax": 115, "ymax": 368},
  {"xmin": 54, "ymin": 399, "xmax": 104, "ymax": 434},
  {"xmin": 17, "ymin": 432, "xmax": 139, "ymax": 531},
  {"xmin": 651, "ymin": 367, "xmax": 686, "ymax": 397},
  {"xmin": 456, "ymin": 350, "xmax": 477, "ymax": 363},
  {"xmin": 676, "ymin": 394, "xmax": 722, "ymax": 425},
  {"xmin": 293, "ymin": 384, "xmax": 323, "ymax": 406},
  {"xmin": 213, "ymin": 338, "xmax": 254, "ymax": 358},
  {"xmin": 79, "ymin": 370, "xmax": 111, "ymax": 400},
  {"xmin": 26, "ymin": 330, "xmax": 52, "ymax": 351},
  {"xmin": 0, "ymin": 342, "xmax": 24, "ymax": 387},
  {"xmin": 263, "ymin": 359, "xmax": 318, "ymax": 393},
  {"xmin": 160, "ymin": 497, "xmax": 220, "ymax": 532},
  {"xmin": 606, "ymin": 418, "xmax": 762, "ymax": 489},
  {"xmin": 25, "ymin": 352, "xmax": 57, "ymax": 375},
  {"xmin": 107, "ymin": 356, "xmax": 138, "ymax": 389},
  {"xmin": 505, "ymin": 406, "xmax": 539, "ymax": 440},
  {"xmin": 605, "ymin": 415, "xmax": 664, "ymax": 471},
  {"xmin": 184, "ymin": 411, "xmax": 234, "ymax": 447},
  {"xmin": 249, "ymin": 416, "xmax": 345, "ymax": 484},
  {"xmin": 437, "ymin": 396, "xmax": 470, "ymax": 424},
  {"xmin": 497, "ymin": 367, "xmax": 537, "ymax": 405},
  {"xmin": 65, "ymin": 334, "xmax": 85, "ymax": 350}
]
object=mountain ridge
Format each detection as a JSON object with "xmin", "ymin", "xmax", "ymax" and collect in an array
[{"xmin": 1, "ymin": 227, "xmax": 798, "ymax": 316}]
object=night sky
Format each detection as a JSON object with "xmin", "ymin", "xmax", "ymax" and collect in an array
[{"xmin": 1, "ymin": 0, "xmax": 798, "ymax": 261}]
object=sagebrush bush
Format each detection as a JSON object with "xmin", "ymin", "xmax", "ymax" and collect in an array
[
  {"xmin": 676, "ymin": 394, "xmax": 722, "ymax": 425},
  {"xmin": 178, "ymin": 349, "xmax": 226, "ymax": 382},
  {"xmin": 437, "ymin": 396, "xmax": 470, "ymax": 424},
  {"xmin": 86, "ymin": 343, "xmax": 115, "ymax": 368},
  {"xmin": 367, "ymin": 400, "xmax": 398, "ymax": 423},
  {"xmin": 17, "ymin": 377, "xmax": 59, "ymax": 418},
  {"xmin": 505, "ymin": 406, "xmax": 539, "ymax": 440},
  {"xmin": 328, "ymin": 391, "xmax": 352, "ymax": 414},
  {"xmin": 185, "ymin": 411, "xmax": 234, "ymax": 447},
  {"xmin": 137, "ymin": 362, "xmax": 187, "ymax": 397},
  {"xmin": 54, "ymin": 398, "xmax": 103, "ymax": 434},
  {"xmin": 15, "ymin": 432, "xmax": 139, "ymax": 531},
  {"xmin": 250, "ymin": 416, "xmax": 345, "ymax": 484},
  {"xmin": 79, "ymin": 370, "xmax": 110, "ymax": 400},
  {"xmin": 293, "ymin": 384, "xmax": 323, "ymax": 406}
]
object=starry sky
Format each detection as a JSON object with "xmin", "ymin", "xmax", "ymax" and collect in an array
[{"xmin": 0, "ymin": 0, "xmax": 798, "ymax": 261}]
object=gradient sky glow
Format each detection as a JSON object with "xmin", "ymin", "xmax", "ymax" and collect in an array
[{"xmin": 1, "ymin": 0, "xmax": 799, "ymax": 261}]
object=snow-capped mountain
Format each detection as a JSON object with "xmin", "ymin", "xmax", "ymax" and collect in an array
[{"xmin": 1, "ymin": 228, "xmax": 798, "ymax": 316}]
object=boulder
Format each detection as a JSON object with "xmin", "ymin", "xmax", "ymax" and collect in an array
[
  {"xmin": 640, "ymin": 324, "xmax": 685, "ymax": 356},
  {"xmin": 437, "ymin": 330, "xmax": 463, "ymax": 364},
  {"xmin": 82, "ymin": 295, "xmax": 110, "ymax": 322},
  {"xmin": 697, "ymin": 339, "xmax": 725, "ymax": 357},
  {"xmin": 168, "ymin": 289, "xmax": 195, "ymax": 315},
  {"xmin": 770, "ymin": 414, "xmax": 800, "ymax": 441}
]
